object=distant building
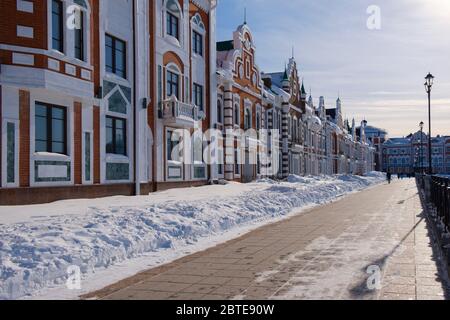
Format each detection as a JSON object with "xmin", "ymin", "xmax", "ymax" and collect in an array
[
  {"xmin": 356, "ymin": 125, "xmax": 388, "ymax": 172},
  {"xmin": 382, "ymin": 132, "xmax": 450, "ymax": 175}
]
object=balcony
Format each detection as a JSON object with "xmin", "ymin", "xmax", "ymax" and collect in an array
[{"xmin": 161, "ymin": 96, "xmax": 201, "ymax": 128}]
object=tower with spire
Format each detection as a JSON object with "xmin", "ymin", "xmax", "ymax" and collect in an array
[
  {"xmin": 281, "ymin": 65, "xmax": 290, "ymax": 94},
  {"xmin": 318, "ymin": 96, "xmax": 326, "ymax": 119}
]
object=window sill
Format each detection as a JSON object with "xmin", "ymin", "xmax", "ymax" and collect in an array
[
  {"xmin": 106, "ymin": 154, "xmax": 129, "ymax": 164},
  {"xmin": 104, "ymin": 72, "xmax": 130, "ymax": 87},
  {"xmin": 33, "ymin": 152, "xmax": 70, "ymax": 162},
  {"xmin": 164, "ymin": 35, "xmax": 181, "ymax": 48},
  {"xmin": 168, "ymin": 160, "xmax": 183, "ymax": 166},
  {"xmin": 192, "ymin": 53, "xmax": 204, "ymax": 60}
]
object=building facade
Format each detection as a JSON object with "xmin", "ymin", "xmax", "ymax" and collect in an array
[
  {"xmin": 0, "ymin": 1, "xmax": 375, "ymax": 205},
  {"xmin": 382, "ymin": 133, "xmax": 450, "ymax": 175}
]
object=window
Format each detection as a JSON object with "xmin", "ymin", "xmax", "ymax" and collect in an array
[
  {"xmin": 167, "ymin": 130, "xmax": 180, "ymax": 161},
  {"xmin": 193, "ymin": 83, "xmax": 203, "ymax": 111},
  {"xmin": 167, "ymin": 12, "xmax": 179, "ymax": 39},
  {"xmin": 166, "ymin": 70, "xmax": 180, "ymax": 99},
  {"xmin": 106, "ymin": 34, "xmax": 126, "ymax": 79},
  {"xmin": 234, "ymin": 104, "xmax": 239, "ymax": 125},
  {"xmin": 192, "ymin": 31, "xmax": 203, "ymax": 56},
  {"xmin": 217, "ymin": 100, "xmax": 223, "ymax": 123},
  {"xmin": 35, "ymin": 103, "xmax": 67, "ymax": 155},
  {"xmin": 106, "ymin": 116, "xmax": 126, "ymax": 155},
  {"xmin": 256, "ymin": 112, "xmax": 261, "ymax": 131},
  {"xmin": 244, "ymin": 108, "xmax": 251, "ymax": 130},
  {"xmin": 235, "ymin": 149, "xmax": 240, "ymax": 174},
  {"xmin": 52, "ymin": 0, "xmax": 64, "ymax": 52},
  {"xmin": 74, "ymin": 10, "xmax": 84, "ymax": 61}
]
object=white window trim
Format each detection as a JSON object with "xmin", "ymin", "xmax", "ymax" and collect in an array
[
  {"xmin": 165, "ymin": 63, "xmax": 183, "ymax": 100},
  {"xmin": 163, "ymin": 0, "xmax": 184, "ymax": 48},
  {"xmin": 82, "ymin": 129, "xmax": 94, "ymax": 185},
  {"xmin": 165, "ymin": 127, "xmax": 184, "ymax": 182},
  {"xmin": 29, "ymin": 93, "xmax": 74, "ymax": 187},
  {"xmin": 47, "ymin": 0, "xmax": 92, "ymax": 64},
  {"xmin": 1, "ymin": 119, "xmax": 20, "ymax": 188},
  {"xmin": 244, "ymin": 99, "xmax": 252, "ymax": 130},
  {"xmin": 190, "ymin": 13, "xmax": 206, "ymax": 59},
  {"xmin": 191, "ymin": 132, "xmax": 206, "ymax": 181}
]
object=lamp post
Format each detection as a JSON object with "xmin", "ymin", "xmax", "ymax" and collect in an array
[
  {"xmin": 424, "ymin": 73, "xmax": 434, "ymax": 175},
  {"xmin": 419, "ymin": 121, "xmax": 424, "ymax": 174}
]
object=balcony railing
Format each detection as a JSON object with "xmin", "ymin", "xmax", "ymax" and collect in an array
[{"xmin": 161, "ymin": 96, "xmax": 200, "ymax": 126}]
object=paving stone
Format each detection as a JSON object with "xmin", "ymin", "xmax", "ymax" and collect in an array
[{"xmin": 89, "ymin": 180, "xmax": 450, "ymax": 301}]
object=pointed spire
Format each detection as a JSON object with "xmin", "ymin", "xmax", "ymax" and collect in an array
[
  {"xmin": 244, "ymin": 7, "xmax": 247, "ymax": 25},
  {"xmin": 282, "ymin": 65, "xmax": 288, "ymax": 80},
  {"xmin": 301, "ymin": 81, "xmax": 306, "ymax": 95},
  {"xmin": 292, "ymin": 46, "xmax": 294, "ymax": 59}
]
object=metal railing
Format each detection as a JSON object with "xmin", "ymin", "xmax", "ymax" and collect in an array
[{"xmin": 430, "ymin": 175, "xmax": 450, "ymax": 232}]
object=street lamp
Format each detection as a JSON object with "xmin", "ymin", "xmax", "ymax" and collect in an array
[
  {"xmin": 419, "ymin": 121, "xmax": 424, "ymax": 174},
  {"xmin": 424, "ymin": 73, "xmax": 434, "ymax": 175}
]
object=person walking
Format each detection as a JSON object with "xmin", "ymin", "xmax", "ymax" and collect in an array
[{"xmin": 387, "ymin": 171, "xmax": 392, "ymax": 184}]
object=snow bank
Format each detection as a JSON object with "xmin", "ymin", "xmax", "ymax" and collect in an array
[{"xmin": 0, "ymin": 172, "xmax": 385, "ymax": 300}]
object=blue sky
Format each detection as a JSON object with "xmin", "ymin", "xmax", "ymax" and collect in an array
[{"xmin": 216, "ymin": 0, "xmax": 450, "ymax": 137}]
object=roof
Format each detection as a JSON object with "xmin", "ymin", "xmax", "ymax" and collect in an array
[
  {"xmin": 265, "ymin": 72, "xmax": 284, "ymax": 88},
  {"xmin": 216, "ymin": 40, "xmax": 234, "ymax": 52},
  {"xmin": 384, "ymin": 138, "xmax": 411, "ymax": 145}
]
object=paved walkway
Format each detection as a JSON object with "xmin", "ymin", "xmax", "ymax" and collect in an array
[{"xmin": 84, "ymin": 179, "xmax": 450, "ymax": 300}]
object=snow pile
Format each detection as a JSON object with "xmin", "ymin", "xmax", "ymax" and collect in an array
[{"xmin": 0, "ymin": 172, "xmax": 385, "ymax": 300}]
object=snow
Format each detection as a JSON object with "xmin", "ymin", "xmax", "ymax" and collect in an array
[{"xmin": 0, "ymin": 172, "xmax": 385, "ymax": 300}]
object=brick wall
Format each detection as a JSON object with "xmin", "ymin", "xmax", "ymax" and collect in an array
[
  {"xmin": 0, "ymin": 0, "xmax": 48, "ymax": 49},
  {"xmin": 19, "ymin": 89, "xmax": 30, "ymax": 187},
  {"xmin": 74, "ymin": 101, "xmax": 82, "ymax": 184}
]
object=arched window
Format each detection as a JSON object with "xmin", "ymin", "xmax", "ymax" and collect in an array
[
  {"xmin": 244, "ymin": 108, "xmax": 251, "ymax": 130},
  {"xmin": 256, "ymin": 112, "xmax": 261, "ymax": 131},
  {"xmin": 234, "ymin": 104, "xmax": 240, "ymax": 126},
  {"xmin": 166, "ymin": 64, "xmax": 181, "ymax": 99},
  {"xmin": 165, "ymin": 0, "xmax": 181, "ymax": 40},
  {"xmin": 191, "ymin": 13, "xmax": 205, "ymax": 56}
]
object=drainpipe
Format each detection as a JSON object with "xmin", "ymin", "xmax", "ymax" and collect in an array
[{"xmin": 132, "ymin": 0, "xmax": 141, "ymax": 196}]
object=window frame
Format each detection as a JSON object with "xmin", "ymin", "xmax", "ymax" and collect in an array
[
  {"xmin": 106, "ymin": 116, "xmax": 127, "ymax": 156},
  {"xmin": 35, "ymin": 102, "xmax": 68, "ymax": 155},
  {"xmin": 74, "ymin": 9, "xmax": 85, "ymax": 61},
  {"xmin": 51, "ymin": 0, "xmax": 64, "ymax": 53},
  {"xmin": 166, "ymin": 11, "xmax": 179, "ymax": 39},
  {"xmin": 166, "ymin": 69, "xmax": 180, "ymax": 99},
  {"xmin": 193, "ymin": 83, "xmax": 204, "ymax": 111},
  {"xmin": 234, "ymin": 103, "xmax": 240, "ymax": 126},
  {"xmin": 105, "ymin": 34, "xmax": 127, "ymax": 79},
  {"xmin": 192, "ymin": 30, "xmax": 203, "ymax": 56}
]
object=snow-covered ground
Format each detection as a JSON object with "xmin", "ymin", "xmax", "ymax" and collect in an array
[{"xmin": 0, "ymin": 172, "xmax": 385, "ymax": 300}]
